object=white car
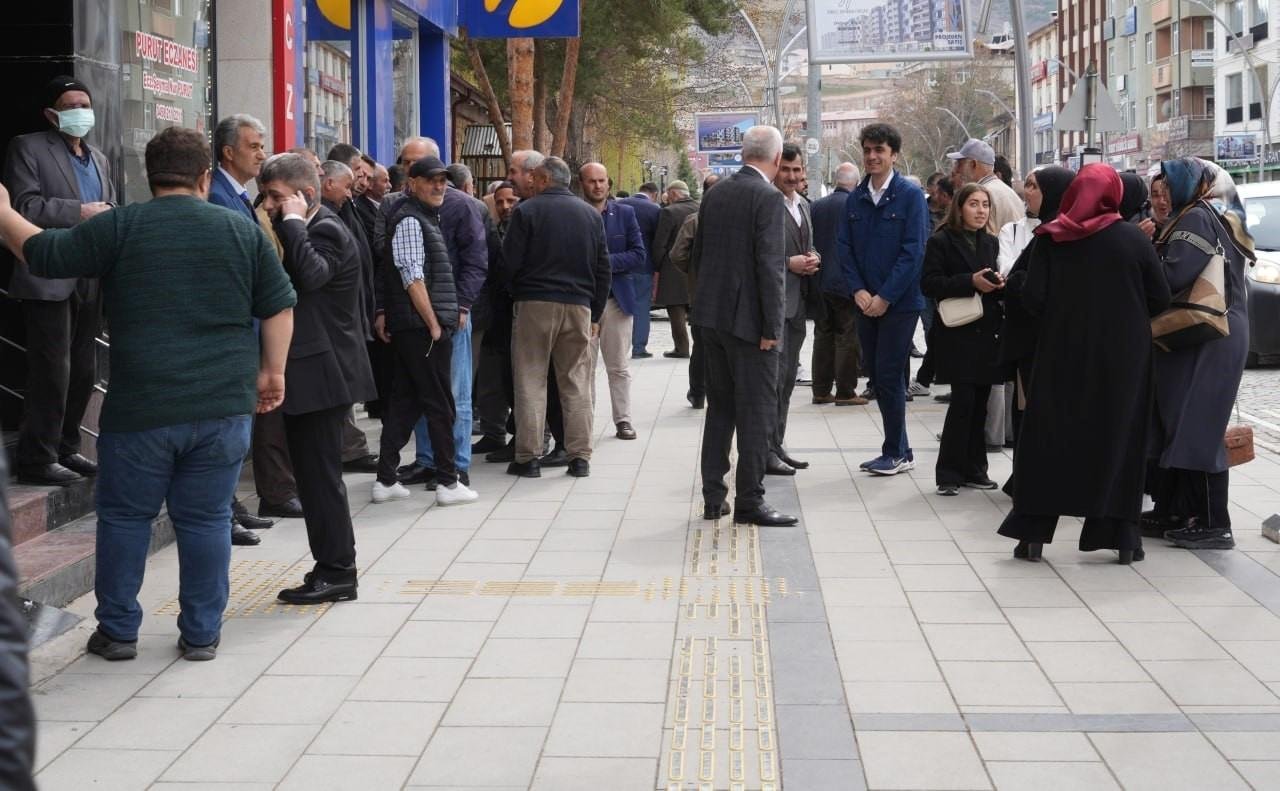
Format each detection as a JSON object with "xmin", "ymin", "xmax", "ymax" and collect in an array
[{"xmin": 1236, "ymin": 182, "xmax": 1280, "ymax": 366}]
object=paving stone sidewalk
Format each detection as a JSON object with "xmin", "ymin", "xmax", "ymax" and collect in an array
[{"xmin": 27, "ymin": 328, "xmax": 1280, "ymax": 790}]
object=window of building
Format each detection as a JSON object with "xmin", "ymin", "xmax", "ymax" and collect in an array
[
  {"xmin": 1146, "ymin": 95, "xmax": 1155, "ymax": 126},
  {"xmin": 1172, "ymin": 88, "xmax": 1182, "ymax": 117},
  {"xmin": 1206, "ymin": 87, "xmax": 1215, "ymax": 117},
  {"xmin": 1227, "ymin": 72, "xmax": 1244, "ymax": 123},
  {"xmin": 1128, "ymin": 36, "xmax": 1136, "ymax": 69},
  {"xmin": 1229, "ymin": 0, "xmax": 1246, "ymax": 39},
  {"xmin": 1254, "ymin": 0, "xmax": 1269, "ymax": 41},
  {"xmin": 392, "ymin": 8, "xmax": 420, "ymax": 153},
  {"xmin": 305, "ymin": 35, "xmax": 354, "ymax": 157},
  {"xmin": 1146, "ymin": 32, "xmax": 1154, "ymax": 63},
  {"xmin": 1206, "ymin": 27, "xmax": 1215, "ymax": 50},
  {"xmin": 1171, "ymin": 20, "xmax": 1180, "ymax": 53},
  {"xmin": 1108, "ymin": 45, "xmax": 1116, "ymax": 75},
  {"xmin": 1106, "ymin": 0, "xmax": 1115, "ymax": 19}
]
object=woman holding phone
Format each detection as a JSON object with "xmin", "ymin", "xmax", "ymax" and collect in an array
[{"xmin": 921, "ymin": 183, "xmax": 1006, "ymax": 496}]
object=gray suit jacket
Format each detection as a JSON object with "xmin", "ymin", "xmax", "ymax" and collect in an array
[
  {"xmin": 4, "ymin": 129, "xmax": 115, "ymax": 301},
  {"xmin": 782, "ymin": 198, "xmax": 813, "ymax": 321},
  {"xmin": 690, "ymin": 166, "xmax": 786, "ymax": 344}
]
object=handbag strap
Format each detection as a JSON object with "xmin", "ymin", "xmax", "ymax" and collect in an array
[{"xmin": 1164, "ymin": 229, "xmax": 1223, "ymax": 258}]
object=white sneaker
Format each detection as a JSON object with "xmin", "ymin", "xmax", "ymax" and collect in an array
[
  {"xmin": 436, "ymin": 481, "xmax": 480, "ymax": 506},
  {"xmin": 372, "ymin": 481, "xmax": 411, "ymax": 503},
  {"xmin": 908, "ymin": 381, "xmax": 931, "ymax": 397}
]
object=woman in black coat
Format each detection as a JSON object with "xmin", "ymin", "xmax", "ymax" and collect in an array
[
  {"xmin": 921, "ymin": 183, "xmax": 1006, "ymax": 496},
  {"xmin": 996, "ymin": 164, "xmax": 1172, "ymax": 564},
  {"xmin": 1147, "ymin": 158, "xmax": 1255, "ymax": 550}
]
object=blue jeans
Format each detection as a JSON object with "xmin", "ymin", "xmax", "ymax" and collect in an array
[
  {"xmin": 415, "ymin": 320, "xmax": 472, "ymax": 472},
  {"xmin": 630, "ymin": 273, "xmax": 653, "ymax": 354},
  {"xmin": 95, "ymin": 415, "xmax": 251, "ymax": 646},
  {"xmin": 857, "ymin": 311, "xmax": 915, "ymax": 460}
]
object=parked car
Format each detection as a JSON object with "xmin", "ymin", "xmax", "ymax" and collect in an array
[{"xmin": 1237, "ymin": 182, "xmax": 1280, "ymax": 367}]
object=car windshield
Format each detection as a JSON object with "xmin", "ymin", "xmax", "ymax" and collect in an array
[{"xmin": 1245, "ymin": 195, "xmax": 1280, "ymax": 251}]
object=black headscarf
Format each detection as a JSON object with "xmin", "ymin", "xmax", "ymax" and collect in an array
[
  {"xmin": 1030, "ymin": 166, "xmax": 1074, "ymax": 223},
  {"xmin": 1118, "ymin": 172, "xmax": 1148, "ymax": 221}
]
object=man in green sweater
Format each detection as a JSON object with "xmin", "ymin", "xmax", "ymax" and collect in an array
[{"xmin": 0, "ymin": 127, "xmax": 296, "ymax": 662}]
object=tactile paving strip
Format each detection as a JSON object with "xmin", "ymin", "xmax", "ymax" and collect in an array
[
  {"xmin": 154, "ymin": 559, "xmax": 333, "ymax": 618},
  {"xmin": 661, "ymin": 520, "xmax": 781, "ymax": 791}
]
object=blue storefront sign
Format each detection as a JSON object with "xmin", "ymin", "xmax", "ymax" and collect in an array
[
  {"xmin": 462, "ymin": 0, "xmax": 581, "ymax": 38},
  {"xmin": 1123, "ymin": 6, "xmax": 1138, "ymax": 36},
  {"xmin": 1033, "ymin": 112, "xmax": 1055, "ymax": 132}
]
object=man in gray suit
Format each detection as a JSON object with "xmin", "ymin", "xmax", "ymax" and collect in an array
[
  {"xmin": 4, "ymin": 76, "xmax": 114, "ymax": 486},
  {"xmin": 770, "ymin": 143, "xmax": 821, "ymax": 477},
  {"xmin": 691, "ymin": 126, "xmax": 797, "ymax": 527}
]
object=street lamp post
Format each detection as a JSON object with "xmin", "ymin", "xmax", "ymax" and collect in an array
[{"xmin": 938, "ymin": 107, "xmax": 972, "ymax": 139}]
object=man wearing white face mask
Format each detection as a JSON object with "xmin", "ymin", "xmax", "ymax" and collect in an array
[{"xmin": 3, "ymin": 76, "xmax": 116, "ymax": 486}]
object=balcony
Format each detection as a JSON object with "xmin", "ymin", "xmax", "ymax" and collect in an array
[
  {"xmin": 1151, "ymin": 0, "xmax": 1211, "ymax": 26},
  {"xmin": 1152, "ymin": 0, "xmax": 1171, "ymax": 26},
  {"xmin": 1153, "ymin": 61, "xmax": 1173, "ymax": 90}
]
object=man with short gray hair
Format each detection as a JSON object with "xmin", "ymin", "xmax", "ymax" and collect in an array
[
  {"xmin": 447, "ymin": 163, "xmax": 475, "ymax": 195},
  {"xmin": 811, "ymin": 161, "xmax": 866, "ymax": 407},
  {"xmin": 500, "ymin": 156, "xmax": 611, "ymax": 478},
  {"xmin": 691, "ymin": 125, "xmax": 796, "ymax": 527}
]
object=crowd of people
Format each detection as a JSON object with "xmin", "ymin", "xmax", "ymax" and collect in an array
[{"xmin": 0, "ymin": 76, "xmax": 1255, "ymax": 677}]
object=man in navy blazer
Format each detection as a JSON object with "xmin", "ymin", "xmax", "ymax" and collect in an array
[
  {"xmin": 208, "ymin": 114, "xmax": 298, "ymax": 543},
  {"xmin": 618, "ymin": 183, "xmax": 660, "ymax": 357},
  {"xmin": 581, "ymin": 163, "xmax": 646, "ymax": 440}
]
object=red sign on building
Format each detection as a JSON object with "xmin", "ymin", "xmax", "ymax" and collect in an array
[{"xmin": 272, "ymin": 0, "xmax": 304, "ymax": 150}]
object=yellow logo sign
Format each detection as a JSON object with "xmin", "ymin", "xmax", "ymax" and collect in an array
[{"xmin": 484, "ymin": 0, "xmax": 564, "ymax": 29}]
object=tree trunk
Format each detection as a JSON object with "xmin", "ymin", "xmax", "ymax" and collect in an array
[
  {"xmin": 550, "ymin": 26, "xmax": 582, "ymax": 158},
  {"xmin": 508, "ymin": 37, "xmax": 535, "ymax": 150},
  {"xmin": 464, "ymin": 34, "xmax": 512, "ymax": 168},
  {"xmin": 532, "ymin": 41, "xmax": 548, "ymax": 153}
]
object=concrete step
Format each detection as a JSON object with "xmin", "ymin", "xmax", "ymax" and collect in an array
[{"xmin": 9, "ymin": 475, "xmax": 97, "ymax": 546}]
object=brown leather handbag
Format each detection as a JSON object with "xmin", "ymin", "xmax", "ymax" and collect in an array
[{"xmin": 1226, "ymin": 404, "xmax": 1255, "ymax": 467}]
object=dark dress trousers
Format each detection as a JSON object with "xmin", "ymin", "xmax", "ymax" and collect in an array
[
  {"xmin": 4, "ymin": 129, "xmax": 115, "ymax": 468},
  {"xmin": 920, "ymin": 229, "xmax": 1004, "ymax": 486},
  {"xmin": 276, "ymin": 207, "xmax": 377, "ymax": 583},
  {"xmin": 209, "ymin": 170, "xmax": 300, "ymax": 505},
  {"xmin": 690, "ymin": 166, "xmax": 786, "ymax": 510}
]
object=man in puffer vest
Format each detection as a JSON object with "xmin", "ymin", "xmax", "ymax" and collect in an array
[{"xmin": 372, "ymin": 156, "xmax": 479, "ymax": 506}]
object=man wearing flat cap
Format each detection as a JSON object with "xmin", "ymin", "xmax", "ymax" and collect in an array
[
  {"xmin": 947, "ymin": 138, "xmax": 1023, "ymax": 236},
  {"xmin": 4, "ymin": 76, "xmax": 115, "ymax": 486}
]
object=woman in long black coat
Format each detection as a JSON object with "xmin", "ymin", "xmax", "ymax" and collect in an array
[
  {"xmin": 1147, "ymin": 158, "xmax": 1254, "ymax": 550},
  {"xmin": 921, "ymin": 183, "xmax": 1006, "ymax": 496},
  {"xmin": 996, "ymin": 164, "xmax": 1172, "ymax": 563}
]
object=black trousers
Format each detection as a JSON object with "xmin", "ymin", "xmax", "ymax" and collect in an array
[
  {"xmin": 251, "ymin": 409, "xmax": 297, "ymax": 505},
  {"xmin": 937, "ymin": 383, "xmax": 991, "ymax": 486},
  {"xmin": 669, "ymin": 305, "xmax": 691, "ymax": 355},
  {"xmin": 689, "ymin": 324, "xmax": 707, "ymax": 400},
  {"xmin": 772, "ymin": 317, "xmax": 807, "ymax": 457},
  {"xmin": 701, "ymin": 328, "xmax": 778, "ymax": 511},
  {"xmin": 17, "ymin": 294, "xmax": 98, "ymax": 466},
  {"xmin": 812, "ymin": 295, "xmax": 861, "ymax": 398},
  {"xmin": 378, "ymin": 328, "xmax": 456, "ymax": 486},
  {"xmin": 284, "ymin": 403, "xmax": 358, "ymax": 583},
  {"xmin": 998, "ymin": 512, "xmax": 1141, "ymax": 551},
  {"xmin": 364, "ymin": 339, "xmax": 393, "ymax": 418},
  {"xmin": 1151, "ymin": 466, "xmax": 1232, "ymax": 530},
  {"xmin": 474, "ymin": 333, "xmax": 510, "ymax": 442}
]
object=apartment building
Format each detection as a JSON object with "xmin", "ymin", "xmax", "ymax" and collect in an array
[{"xmin": 1215, "ymin": 0, "xmax": 1278, "ymax": 181}]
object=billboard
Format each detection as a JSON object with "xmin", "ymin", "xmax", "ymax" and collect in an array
[
  {"xmin": 807, "ymin": 0, "xmax": 971, "ymax": 64},
  {"xmin": 462, "ymin": 0, "xmax": 580, "ymax": 38},
  {"xmin": 695, "ymin": 112, "xmax": 758, "ymax": 153},
  {"xmin": 1216, "ymin": 134, "xmax": 1259, "ymax": 166}
]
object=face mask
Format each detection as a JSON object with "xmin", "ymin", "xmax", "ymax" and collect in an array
[{"xmin": 53, "ymin": 108, "xmax": 95, "ymax": 138}]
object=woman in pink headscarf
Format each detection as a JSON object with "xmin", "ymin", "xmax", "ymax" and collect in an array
[{"xmin": 996, "ymin": 164, "xmax": 1172, "ymax": 564}]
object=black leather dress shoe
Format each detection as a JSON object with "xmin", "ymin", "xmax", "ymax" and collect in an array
[
  {"xmin": 632, "ymin": 351, "xmax": 653, "ymax": 359},
  {"xmin": 58, "ymin": 453, "xmax": 98, "ymax": 476},
  {"xmin": 471, "ymin": 436, "xmax": 506, "ymax": 455},
  {"xmin": 703, "ymin": 502, "xmax": 731, "ymax": 520},
  {"xmin": 507, "ymin": 459, "xmax": 542, "ymax": 478},
  {"xmin": 540, "ymin": 448, "xmax": 570, "ymax": 467},
  {"xmin": 780, "ymin": 453, "xmax": 809, "ymax": 470},
  {"xmin": 486, "ymin": 444, "xmax": 516, "ymax": 463},
  {"xmin": 765, "ymin": 457, "xmax": 796, "ymax": 476},
  {"xmin": 231, "ymin": 522, "xmax": 261, "ymax": 546},
  {"xmin": 688, "ymin": 392, "xmax": 705, "ymax": 409},
  {"xmin": 259, "ymin": 497, "xmax": 304, "ymax": 519},
  {"xmin": 397, "ymin": 463, "xmax": 435, "ymax": 485},
  {"xmin": 277, "ymin": 577, "xmax": 357, "ymax": 604},
  {"xmin": 567, "ymin": 458, "xmax": 590, "ymax": 477},
  {"xmin": 664, "ymin": 350, "xmax": 690, "ymax": 359},
  {"xmin": 232, "ymin": 500, "xmax": 275, "ymax": 530},
  {"xmin": 16, "ymin": 463, "xmax": 81, "ymax": 486},
  {"xmin": 734, "ymin": 507, "xmax": 798, "ymax": 527},
  {"xmin": 343, "ymin": 454, "xmax": 380, "ymax": 473},
  {"xmin": 615, "ymin": 422, "xmax": 637, "ymax": 440}
]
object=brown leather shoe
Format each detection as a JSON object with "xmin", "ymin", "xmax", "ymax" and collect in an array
[
  {"xmin": 833, "ymin": 395, "xmax": 870, "ymax": 406},
  {"xmin": 812, "ymin": 394, "xmax": 835, "ymax": 404}
]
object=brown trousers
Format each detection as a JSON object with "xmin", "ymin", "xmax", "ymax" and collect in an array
[{"xmin": 512, "ymin": 300, "xmax": 594, "ymax": 463}]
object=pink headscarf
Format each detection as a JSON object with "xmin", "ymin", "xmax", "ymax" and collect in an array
[{"xmin": 1035, "ymin": 163, "xmax": 1124, "ymax": 243}]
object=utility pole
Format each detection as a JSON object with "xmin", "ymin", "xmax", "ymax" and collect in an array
[
  {"xmin": 807, "ymin": 61, "xmax": 822, "ymax": 188},
  {"xmin": 1008, "ymin": 0, "xmax": 1034, "ymax": 178}
]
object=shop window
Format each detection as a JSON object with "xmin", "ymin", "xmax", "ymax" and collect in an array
[
  {"xmin": 1253, "ymin": 0, "xmax": 1269, "ymax": 41},
  {"xmin": 305, "ymin": 38, "xmax": 354, "ymax": 158},
  {"xmin": 392, "ymin": 9, "xmax": 420, "ymax": 154}
]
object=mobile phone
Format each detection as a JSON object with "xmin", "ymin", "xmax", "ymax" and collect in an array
[{"xmin": 982, "ymin": 270, "xmax": 1002, "ymax": 285}]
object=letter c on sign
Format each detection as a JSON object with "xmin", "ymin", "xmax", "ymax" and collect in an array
[{"xmin": 284, "ymin": 11, "xmax": 294, "ymax": 50}]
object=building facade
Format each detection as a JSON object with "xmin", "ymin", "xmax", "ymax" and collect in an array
[{"xmin": 1214, "ymin": 0, "xmax": 1278, "ymax": 181}]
